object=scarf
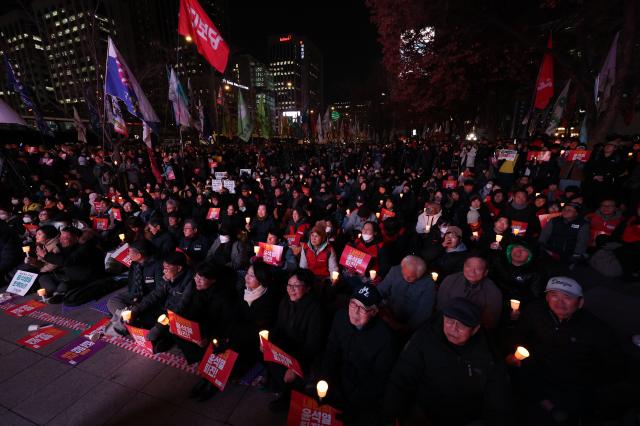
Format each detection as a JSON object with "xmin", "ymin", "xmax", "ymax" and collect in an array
[{"xmin": 244, "ymin": 285, "xmax": 267, "ymax": 306}]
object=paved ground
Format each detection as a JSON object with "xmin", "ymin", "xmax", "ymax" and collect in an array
[
  {"xmin": 0, "ymin": 265, "xmax": 639, "ymax": 426},
  {"xmin": 0, "ymin": 292, "xmax": 287, "ymax": 426}
]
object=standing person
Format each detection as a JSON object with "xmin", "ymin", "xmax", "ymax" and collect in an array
[
  {"xmin": 319, "ymin": 284, "xmax": 397, "ymax": 425},
  {"xmin": 267, "ymin": 269, "xmax": 326, "ymax": 412},
  {"xmin": 383, "ymin": 297, "xmax": 512, "ymax": 425}
]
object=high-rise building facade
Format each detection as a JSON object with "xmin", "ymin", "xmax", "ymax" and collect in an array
[{"xmin": 268, "ymin": 34, "xmax": 323, "ymax": 121}]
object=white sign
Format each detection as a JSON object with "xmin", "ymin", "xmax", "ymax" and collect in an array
[
  {"xmin": 7, "ymin": 270, "xmax": 39, "ymax": 296},
  {"xmin": 215, "ymin": 172, "xmax": 227, "ymax": 180},
  {"xmin": 223, "ymin": 179, "xmax": 236, "ymax": 194},
  {"xmin": 497, "ymin": 149, "xmax": 518, "ymax": 161},
  {"xmin": 239, "ymin": 169, "xmax": 252, "ymax": 177},
  {"xmin": 211, "ymin": 179, "xmax": 223, "ymax": 192}
]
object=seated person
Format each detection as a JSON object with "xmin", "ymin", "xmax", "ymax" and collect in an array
[
  {"xmin": 177, "ymin": 219, "xmax": 211, "ymax": 264},
  {"xmin": 433, "ymin": 225, "xmax": 468, "ymax": 278}
]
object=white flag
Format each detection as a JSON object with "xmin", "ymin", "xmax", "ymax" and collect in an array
[
  {"xmin": 73, "ymin": 107, "xmax": 87, "ymax": 143},
  {"xmin": 545, "ymin": 80, "xmax": 571, "ymax": 135},
  {"xmin": 168, "ymin": 67, "xmax": 191, "ymax": 127},
  {"xmin": 595, "ymin": 32, "xmax": 619, "ymax": 112}
]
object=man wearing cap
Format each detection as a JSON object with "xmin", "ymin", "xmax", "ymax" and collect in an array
[
  {"xmin": 437, "ymin": 255, "xmax": 503, "ymax": 329},
  {"xmin": 106, "ymin": 239, "xmax": 162, "ymax": 335},
  {"xmin": 383, "ymin": 297, "xmax": 511, "ymax": 425},
  {"xmin": 510, "ymin": 277, "xmax": 624, "ymax": 424},
  {"xmin": 377, "ymin": 255, "xmax": 435, "ymax": 336},
  {"xmin": 433, "ymin": 225, "xmax": 469, "ymax": 278},
  {"xmin": 538, "ymin": 202, "xmax": 589, "ymax": 266},
  {"xmin": 319, "ymin": 284, "xmax": 396, "ymax": 425}
]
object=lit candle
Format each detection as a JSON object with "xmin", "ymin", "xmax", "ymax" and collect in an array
[
  {"xmin": 376, "ymin": 212, "xmax": 380, "ymax": 219},
  {"xmin": 369, "ymin": 270, "xmax": 377, "ymax": 280},
  {"xmin": 212, "ymin": 338, "xmax": 218, "ymax": 346},
  {"xmin": 121, "ymin": 310, "xmax": 132, "ymax": 322},
  {"xmin": 157, "ymin": 314, "xmax": 169, "ymax": 326},
  {"xmin": 535, "ymin": 192, "xmax": 541, "ymax": 197},
  {"xmin": 22, "ymin": 246, "xmax": 30, "ymax": 254},
  {"xmin": 253, "ymin": 245, "xmax": 260, "ymax": 255},
  {"xmin": 316, "ymin": 380, "xmax": 328, "ymax": 399},
  {"xmin": 245, "ymin": 217, "xmax": 250, "ymax": 224},
  {"xmin": 561, "ymin": 202, "xmax": 565, "ymax": 207},
  {"xmin": 379, "ymin": 199, "xmax": 383, "ymax": 205},
  {"xmin": 331, "ymin": 271, "xmax": 339, "ymax": 283},
  {"xmin": 431, "ymin": 272, "xmax": 438, "ymax": 282},
  {"xmin": 346, "ymin": 209, "xmax": 350, "ymax": 216},
  {"xmin": 510, "ymin": 299, "xmax": 521, "ymax": 311},
  {"xmin": 495, "ymin": 234, "xmax": 503, "ymax": 243},
  {"xmin": 118, "ymin": 233, "xmax": 125, "ymax": 242},
  {"xmin": 472, "ymin": 231, "xmax": 479, "ymax": 238},
  {"xmin": 513, "ymin": 228, "xmax": 520, "ymax": 236},
  {"xmin": 628, "ymin": 152, "xmax": 633, "ymax": 157},
  {"xmin": 425, "ymin": 224, "xmax": 431, "ymax": 233},
  {"xmin": 309, "ymin": 198, "xmax": 313, "ymax": 204},
  {"xmin": 357, "ymin": 233, "xmax": 361, "ymax": 240},
  {"xmin": 259, "ymin": 330, "xmax": 269, "ymax": 349},
  {"xmin": 514, "ymin": 346, "xmax": 530, "ymax": 361},
  {"xmin": 37, "ymin": 288, "xmax": 46, "ymax": 301},
  {"xmin": 400, "ymin": 193, "xmax": 403, "ymax": 198},
  {"xmin": 560, "ymin": 150, "xmax": 565, "ymax": 155}
]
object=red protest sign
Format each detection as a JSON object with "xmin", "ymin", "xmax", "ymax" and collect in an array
[
  {"xmin": 168, "ymin": 310, "xmax": 202, "ymax": 344},
  {"xmin": 111, "ymin": 243, "xmax": 132, "ymax": 268},
  {"xmin": 132, "ymin": 197, "xmax": 145, "ymax": 205},
  {"xmin": 538, "ymin": 212, "xmax": 561, "ymax": 229},
  {"xmin": 380, "ymin": 208, "xmax": 395, "ymax": 221},
  {"xmin": 442, "ymin": 179, "xmax": 457, "ymax": 189},
  {"xmin": 92, "ymin": 217, "xmax": 109, "ymax": 231},
  {"xmin": 285, "ymin": 234, "xmax": 301, "ymax": 247},
  {"xmin": 287, "ymin": 390, "xmax": 343, "ymax": 426},
  {"xmin": 5, "ymin": 300, "xmax": 45, "ymax": 317},
  {"xmin": 339, "ymin": 245, "xmax": 372, "ymax": 276},
  {"xmin": 112, "ymin": 208, "xmax": 122, "ymax": 222},
  {"xmin": 566, "ymin": 149, "xmax": 591, "ymax": 162},
  {"xmin": 511, "ymin": 220, "xmax": 528, "ymax": 236},
  {"xmin": 258, "ymin": 243, "xmax": 284, "ymax": 266},
  {"xmin": 24, "ymin": 224, "xmax": 38, "ymax": 236},
  {"xmin": 178, "ymin": 0, "xmax": 230, "ymax": 73},
  {"xmin": 18, "ymin": 327, "xmax": 67, "ymax": 350},
  {"xmin": 125, "ymin": 324, "xmax": 154, "ymax": 352},
  {"xmin": 527, "ymin": 151, "xmax": 551, "ymax": 162},
  {"xmin": 206, "ymin": 207, "xmax": 221, "ymax": 220},
  {"xmin": 198, "ymin": 345, "xmax": 238, "ymax": 391},
  {"xmin": 81, "ymin": 318, "xmax": 111, "ymax": 338},
  {"xmin": 262, "ymin": 339, "xmax": 303, "ymax": 378}
]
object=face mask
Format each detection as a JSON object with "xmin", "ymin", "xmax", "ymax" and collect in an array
[
  {"xmin": 23, "ymin": 216, "xmax": 32, "ymax": 224},
  {"xmin": 362, "ymin": 233, "xmax": 374, "ymax": 242},
  {"xmin": 439, "ymin": 226, "xmax": 448, "ymax": 234},
  {"xmin": 239, "ymin": 206, "xmax": 246, "ymax": 212},
  {"xmin": 219, "ymin": 235, "xmax": 230, "ymax": 244}
]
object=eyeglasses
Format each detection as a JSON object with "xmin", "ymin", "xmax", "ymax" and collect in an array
[{"xmin": 349, "ymin": 300, "xmax": 375, "ymax": 315}]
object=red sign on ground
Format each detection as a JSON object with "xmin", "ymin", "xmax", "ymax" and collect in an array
[
  {"xmin": 198, "ymin": 345, "xmax": 238, "ymax": 391},
  {"xmin": 17, "ymin": 327, "xmax": 67, "ymax": 350},
  {"xmin": 167, "ymin": 310, "xmax": 202, "ymax": 345},
  {"xmin": 5, "ymin": 300, "xmax": 46, "ymax": 317}
]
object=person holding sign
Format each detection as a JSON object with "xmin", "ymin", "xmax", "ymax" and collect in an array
[
  {"xmin": 177, "ymin": 219, "xmax": 211, "ymax": 264},
  {"xmin": 320, "ymin": 284, "xmax": 396, "ymax": 424},
  {"xmin": 268, "ymin": 268, "xmax": 327, "ymax": 412},
  {"xmin": 503, "ymin": 190, "xmax": 540, "ymax": 239},
  {"xmin": 106, "ymin": 240, "xmax": 161, "ymax": 336},
  {"xmin": 299, "ymin": 225, "xmax": 338, "ymax": 280},
  {"xmin": 538, "ymin": 202, "xmax": 590, "ymax": 268}
]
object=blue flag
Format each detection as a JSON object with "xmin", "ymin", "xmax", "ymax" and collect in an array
[
  {"xmin": 104, "ymin": 37, "xmax": 159, "ymax": 129},
  {"xmin": 3, "ymin": 55, "xmax": 53, "ymax": 136}
]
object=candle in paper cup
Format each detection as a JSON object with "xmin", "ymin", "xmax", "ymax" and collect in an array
[
  {"xmin": 316, "ymin": 380, "xmax": 329, "ymax": 399},
  {"xmin": 400, "ymin": 193, "xmax": 403, "ymax": 198},
  {"xmin": 157, "ymin": 314, "xmax": 169, "ymax": 326},
  {"xmin": 346, "ymin": 209, "xmax": 350, "ymax": 216},
  {"xmin": 369, "ymin": 270, "xmax": 377, "ymax": 280},
  {"xmin": 510, "ymin": 299, "xmax": 521, "ymax": 311},
  {"xmin": 331, "ymin": 271, "xmax": 339, "ymax": 283},
  {"xmin": 245, "ymin": 217, "xmax": 250, "ymax": 224},
  {"xmin": 121, "ymin": 310, "xmax": 132, "ymax": 322},
  {"xmin": 431, "ymin": 272, "xmax": 439, "ymax": 282},
  {"xmin": 253, "ymin": 245, "xmax": 260, "ymax": 255},
  {"xmin": 495, "ymin": 234, "xmax": 503, "ymax": 243},
  {"xmin": 22, "ymin": 246, "xmax": 30, "ymax": 254},
  {"xmin": 259, "ymin": 330, "xmax": 269, "ymax": 347},
  {"xmin": 357, "ymin": 233, "xmax": 361, "ymax": 239},
  {"xmin": 514, "ymin": 346, "xmax": 530, "ymax": 361},
  {"xmin": 425, "ymin": 224, "xmax": 431, "ymax": 233},
  {"xmin": 212, "ymin": 338, "xmax": 218, "ymax": 346},
  {"xmin": 37, "ymin": 288, "xmax": 46, "ymax": 297},
  {"xmin": 472, "ymin": 231, "xmax": 479, "ymax": 238},
  {"xmin": 309, "ymin": 198, "xmax": 313, "ymax": 204},
  {"xmin": 118, "ymin": 233, "xmax": 125, "ymax": 242},
  {"xmin": 376, "ymin": 212, "xmax": 380, "ymax": 219},
  {"xmin": 513, "ymin": 228, "xmax": 520, "ymax": 236}
]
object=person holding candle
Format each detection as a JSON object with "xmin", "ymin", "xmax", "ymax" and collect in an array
[
  {"xmin": 246, "ymin": 203, "xmax": 276, "ymax": 245},
  {"xmin": 383, "ymin": 297, "xmax": 512, "ymax": 425},
  {"xmin": 376, "ymin": 255, "xmax": 435, "ymax": 338},
  {"xmin": 503, "ymin": 189, "xmax": 541, "ymax": 239},
  {"xmin": 477, "ymin": 216, "xmax": 513, "ymax": 252},
  {"xmin": 20, "ymin": 225, "xmax": 60, "ymax": 275},
  {"xmin": 508, "ymin": 277, "xmax": 624, "ymax": 424},
  {"xmin": 268, "ymin": 268, "xmax": 326, "ymax": 412},
  {"xmin": 299, "ymin": 225, "xmax": 338, "ymax": 281},
  {"xmin": 320, "ymin": 284, "xmax": 396, "ymax": 425},
  {"xmin": 415, "ymin": 202, "xmax": 443, "ymax": 236}
]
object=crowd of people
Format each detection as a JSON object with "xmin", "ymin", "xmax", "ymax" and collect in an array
[{"xmin": 0, "ymin": 135, "xmax": 639, "ymax": 425}]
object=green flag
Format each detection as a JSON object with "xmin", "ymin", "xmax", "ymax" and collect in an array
[
  {"xmin": 545, "ymin": 80, "xmax": 571, "ymax": 136},
  {"xmin": 256, "ymin": 96, "xmax": 270, "ymax": 139},
  {"xmin": 237, "ymin": 89, "xmax": 253, "ymax": 142}
]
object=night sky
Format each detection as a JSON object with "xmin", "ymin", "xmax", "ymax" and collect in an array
[{"xmin": 226, "ymin": 0, "xmax": 382, "ymax": 103}]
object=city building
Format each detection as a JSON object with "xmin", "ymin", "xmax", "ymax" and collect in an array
[{"xmin": 268, "ymin": 34, "xmax": 323, "ymax": 122}]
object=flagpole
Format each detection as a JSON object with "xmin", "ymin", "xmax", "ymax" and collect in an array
[{"xmin": 102, "ymin": 39, "xmax": 109, "ymax": 153}]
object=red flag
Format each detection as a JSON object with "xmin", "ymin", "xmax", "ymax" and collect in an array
[
  {"xmin": 178, "ymin": 0, "xmax": 230, "ymax": 74},
  {"xmin": 534, "ymin": 35, "xmax": 554, "ymax": 110}
]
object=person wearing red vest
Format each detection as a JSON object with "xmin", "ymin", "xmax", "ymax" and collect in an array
[
  {"xmin": 286, "ymin": 207, "xmax": 310, "ymax": 243},
  {"xmin": 299, "ymin": 225, "xmax": 338, "ymax": 280},
  {"xmin": 353, "ymin": 222, "xmax": 384, "ymax": 277},
  {"xmin": 586, "ymin": 199, "xmax": 623, "ymax": 246}
]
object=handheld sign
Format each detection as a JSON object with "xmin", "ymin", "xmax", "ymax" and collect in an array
[
  {"xmin": 527, "ymin": 151, "xmax": 551, "ymax": 162},
  {"xmin": 286, "ymin": 390, "xmax": 343, "ymax": 426},
  {"xmin": 261, "ymin": 338, "xmax": 303, "ymax": 378},
  {"xmin": 380, "ymin": 208, "xmax": 395, "ymax": 221},
  {"xmin": 167, "ymin": 310, "xmax": 203, "ymax": 345},
  {"xmin": 125, "ymin": 324, "xmax": 154, "ymax": 352},
  {"xmin": 211, "ymin": 179, "xmax": 223, "ymax": 192},
  {"xmin": 442, "ymin": 179, "xmax": 457, "ymax": 189},
  {"xmin": 498, "ymin": 149, "xmax": 518, "ymax": 161},
  {"xmin": 538, "ymin": 212, "xmax": 561, "ymax": 229},
  {"xmin": 92, "ymin": 217, "xmax": 109, "ymax": 231},
  {"xmin": 198, "ymin": 345, "xmax": 239, "ymax": 391},
  {"xmin": 339, "ymin": 245, "xmax": 372, "ymax": 276},
  {"xmin": 6, "ymin": 270, "xmax": 38, "ymax": 296},
  {"xmin": 511, "ymin": 220, "xmax": 528, "ymax": 236},
  {"xmin": 239, "ymin": 168, "xmax": 252, "ymax": 177},
  {"xmin": 206, "ymin": 207, "xmax": 221, "ymax": 220},
  {"xmin": 111, "ymin": 243, "xmax": 132, "ymax": 268},
  {"xmin": 258, "ymin": 243, "xmax": 284, "ymax": 266},
  {"xmin": 566, "ymin": 149, "xmax": 591, "ymax": 162},
  {"xmin": 285, "ymin": 234, "xmax": 301, "ymax": 247},
  {"xmin": 222, "ymin": 179, "xmax": 236, "ymax": 194}
]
